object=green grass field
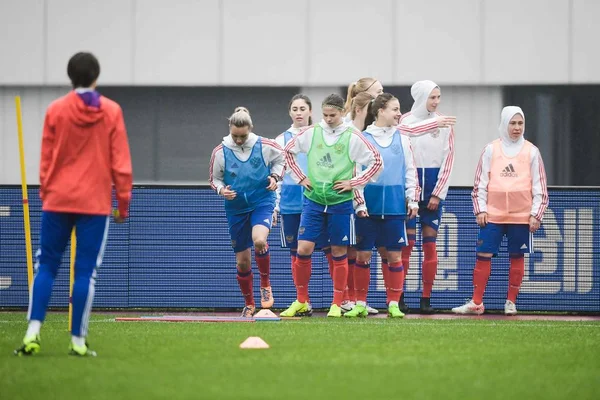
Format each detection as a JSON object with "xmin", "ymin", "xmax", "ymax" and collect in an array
[{"xmin": 1, "ymin": 312, "xmax": 599, "ymax": 400}]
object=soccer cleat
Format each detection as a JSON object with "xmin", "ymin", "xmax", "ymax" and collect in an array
[
  {"xmin": 241, "ymin": 305, "xmax": 256, "ymax": 318},
  {"xmin": 297, "ymin": 301, "xmax": 313, "ymax": 317},
  {"xmin": 366, "ymin": 304, "xmax": 379, "ymax": 315},
  {"xmin": 14, "ymin": 335, "xmax": 41, "ymax": 356},
  {"xmin": 260, "ymin": 286, "xmax": 274, "ymax": 309},
  {"xmin": 452, "ymin": 300, "xmax": 485, "ymax": 315},
  {"xmin": 343, "ymin": 304, "xmax": 368, "ymax": 318},
  {"xmin": 420, "ymin": 297, "xmax": 435, "ymax": 314},
  {"xmin": 388, "ymin": 304, "xmax": 405, "ymax": 318},
  {"xmin": 504, "ymin": 300, "xmax": 517, "ymax": 316},
  {"xmin": 280, "ymin": 300, "xmax": 308, "ymax": 317},
  {"xmin": 327, "ymin": 304, "xmax": 342, "ymax": 318},
  {"xmin": 69, "ymin": 341, "xmax": 97, "ymax": 357},
  {"xmin": 399, "ymin": 293, "xmax": 410, "ymax": 314},
  {"xmin": 341, "ymin": 300, "xmax": 355, "ymax": 312}
]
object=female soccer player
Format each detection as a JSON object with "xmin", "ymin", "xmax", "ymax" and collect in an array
[
  {"xmin": 398, "ymin": 80, "xmax": 455, "ymax": 314},
  {"xmin": 209, "ymin": 110, "xmax": 285, "ymax": 317},
  {"xmin": 452, "ymin": 106, "xmax": 548, "ymax": 316},
  {"xmin": 280, "ymin": 94, "xmax": 383, "ymax": 317},
  {"xmin": 345, "ymin": 93, "xmax": 419, "ymax": 318},
  {"xmin": 274, "ymin": 94, "xmax": 332, "ymax": 316}
]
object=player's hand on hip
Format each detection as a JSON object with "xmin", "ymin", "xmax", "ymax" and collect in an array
[
  {"xmin": 300, "ymin": 177, "xmax": 313, "ymax": 191},
  {"xmin": 221, "ymin": 185, "xmax": 237, "ymax": 200},
  {"xmin": 476, "ymin": 212, "xmax": 488, "ymax": 227},
  {"xmin": 436, "ymin": 115, "xmax": 456, "ymax": 128},
  {"xmin": 272, "ymin": 210, "xmax": 278, "ymax": 227},
  {"xmin": 333, "ymin": 180, "xmax": 352, "ymax": 193},
  {"xmin": 357, "ymin": 210, "xmax": 369, "ymax": 218},
  {"xmin": 529, "ymin": 216, "xmax": 541, "ymax": 233},
  {"xmin": 427, "ymin": 196, "xmax": 440, "ymax": 210},
  {"xmin": 266, "ymin": 176, "xmax": 278, "ymax": 191}
]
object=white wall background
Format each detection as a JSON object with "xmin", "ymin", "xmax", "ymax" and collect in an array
[{"xmin": 0, "ymin": 0, "xmax": 599, "ymax": 86}]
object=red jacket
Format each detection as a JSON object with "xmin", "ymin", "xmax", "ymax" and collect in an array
[{"xmin": 40, "ymin": 91, "xmax": 133, "ymax": 217}]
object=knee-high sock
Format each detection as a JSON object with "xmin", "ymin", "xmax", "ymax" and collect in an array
[
  {"xmin": 422, "ymin": 238, "xmax": 438, "ymax": 298},
  {"xmin": 473, "ymin": 256, "xmax": 492, "ymax": 305},
  {"xmin": 255, "ymin": 245, "xmax": 270, "ymax": 288},
  {"xmin": 354, "ymin": 261, "xmax": 370, "ymax": 302},
  {"xmin": 295, "ymin": 254, "xmax": 312, "ymax": 303},
  {"xmin": 402, "ymin": 236, "xmax": 416, "ymax": 280},
  {"xmin": 332, "ymin": 254, "xmax": 348, "ymax": 306},
  {"xmin": 507, "ymin": 254, "xmax": 525, "ymax": 303},
  {"xmin": 236, "ymin": 268, "xmax": 254, "ymax": 306},
  {"xmin": 381, "ymin": 258, "xmax": 390, "ymax": 301},
  {"xmin": 290, "ymin": 250, "xmax": 297, "ymax": 286},
  {"xmin": 323, "ymin": 248, "xmax": 334, "ymax": 281},
  {"xmin": 71, "ymin": 267, "xmax": 97, "ymax": 337},
  {"xmin": 345, "ymin": 258, "xmax": 356, "ymax": 302},
  {"xmin": 388, "ymin": 261, "xmax": 405, "ymax": 303}
]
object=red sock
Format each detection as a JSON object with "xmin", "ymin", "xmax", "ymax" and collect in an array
[
  {"xmin": 381, "ymin": 258, "xmax": 390, "ymax": 301},
  {"xmin": 402, "ymin": 238, "xmax": 416, "ymax": 280},
  {"xmin": 473, "ymin": 256, "xmax": 492, "ymax": 305},
  {"xmin": 236, "ymin": 268, "xmax": 254, "ymax": 306},
  {"xmin": 354, "ymin": 261, "xmax": 370, "ymax": 302},
  {"xmin": 347, "ymin": 258, "xmax": 356, "ymax": 302},
  {"xmin": 332, "ymin": 255, "xmax": 348, "ymax": 306},
  {"xmin": 295, "ymin": 254, "xmax": 312, "ymax": 303},
  {"xmin": 255, "ymin": 246, "xmax": 270, "ymax": 288},
  {"xmin": 388, "ymin": 261, "xmax": 405, "ymax": 303},
  {"xmin": 422, "ymin": 239, "xmax": 438, "ymax": 298},
  {"xmin": 290, "ymin": 250, "xmax": 297, "ymax": 286},
  {"xmin": 507, "ymin": 254, "xmax": 525, "ymax": 302},
  {"xmin": 324, "ymin": 249, "xmax": 334, "ymax": 281}
]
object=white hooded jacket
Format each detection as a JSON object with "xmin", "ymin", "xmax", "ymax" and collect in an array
[
  {"xmin": 209, "ymin": 132, "xmax": 286, "ymax": 195},
  {"xmin": 400, "ymin": 80, "xmax": 455, "ymax": 201},
  {"xmin": 471, "ymin": 106, "xmax": 549, "ymax": 221}
]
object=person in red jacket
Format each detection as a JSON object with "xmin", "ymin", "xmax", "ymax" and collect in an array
[{"xmin": 14, "ymin": 52, "xmax": 133, "ymax": 357}]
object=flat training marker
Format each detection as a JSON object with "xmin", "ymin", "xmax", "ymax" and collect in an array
[{"xmin": 240, "ymin": 336, "xmax": 269, "ymax": 349}]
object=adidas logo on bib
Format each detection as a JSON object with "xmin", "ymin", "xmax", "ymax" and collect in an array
[
  {"xmin": 342, "ymin": 235, "xmax": 348, "ymax": 242},
  {"xmin": 501, "ymin": 163, "xmax": 518, "ymax": 177},
  {"xmin": 520, "ymin": 244, "xmax": 528, "ymax": 250}
]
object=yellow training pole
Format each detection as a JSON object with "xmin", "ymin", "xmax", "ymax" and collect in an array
[
  {"xmin": 15, "ymin": 96, "xmax": 34, "ymax": 291},
  {"xmin": 69, "ymin": 229, "xmax": 76, "ymax": 331}
]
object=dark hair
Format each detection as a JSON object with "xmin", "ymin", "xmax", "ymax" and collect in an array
[
  {"xmin": 289, "ymin": 94, "xmax": 313, "ymax": 125},
  {"xmin": 367, "ymin": 93, "xmax": 397, "ymax": 126},
  {"xmin": 67, "ymin": 52, "xmax": 100, "ymax": 88},
  {"xmin": 322, "ymin": 93, "xmax": 345, "ymax": 111}
]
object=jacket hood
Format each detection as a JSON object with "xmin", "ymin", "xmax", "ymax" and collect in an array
[
  {"xmin": 410, "ymin": 80, "xmax": 439, "ymax": 120},
  {"xmin": 67, "ymin": 90, "xmax": 104, "ymax": 127},
  {"xmin": 498, "ymin": 106, "xmax": 525, "ymax": 147}
]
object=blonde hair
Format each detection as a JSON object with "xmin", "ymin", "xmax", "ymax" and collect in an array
[
  {"xmin": 344, "ymin": 77, "xmax": 378, "ymax": 114},
  {"xmin": 350, "ymin": 92, "xmax": 375, "ymax": 120},
  {"xmin": 234, "ymin": 106, "xmax": 250, "ymax": 114},
  {"xmin": 229, "ymin": 110, "xmax": 253, "ymax": 128}
]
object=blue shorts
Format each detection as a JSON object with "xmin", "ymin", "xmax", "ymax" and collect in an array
[
  {"xmin": 297, "ymin": 200, "xmax": 355, "ymax": 246},
  {"xmin": 405, "ymin": 201, "xmax": 443, "ymax": 231},
  {"xmin": 355, "ymin": 216, "xmax": 407, "ymax": 251},
  {"xmin": 279, "ymin": 213, "xmax": 329, "ymax": 249},
  {"xmin": 226, "ymin": 205, "xmax": 273, "ymax": 253},
  {"xmin": 476, "ymin": 222, "xmax": 533, "ymax": 255}
]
